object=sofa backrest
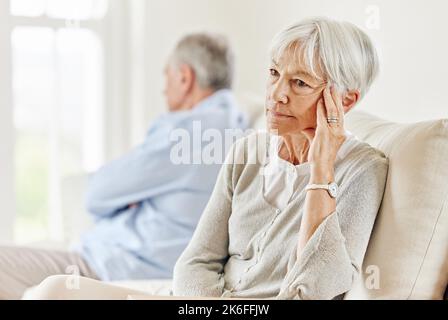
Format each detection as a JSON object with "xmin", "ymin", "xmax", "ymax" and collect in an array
[{"xmin": 344, "ymin": 111, "xmax": 448, "ymax": 300}]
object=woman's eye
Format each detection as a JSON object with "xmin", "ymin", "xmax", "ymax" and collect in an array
[
  {"xmin": 294, "ymin": 79, "xmax": 310, "ymax": 88},
  {"xmin": 269, "ymin": 68, "xmax": 279, "ymax": 77}
]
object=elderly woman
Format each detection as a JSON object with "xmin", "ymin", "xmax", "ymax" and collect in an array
[
  {"xmin": 23, "ymin": 17, "xmax": 387, "ymax": 300},
  {"xmin": 172, "ymin": 17, "xmax": 388, "ymax": 300}
]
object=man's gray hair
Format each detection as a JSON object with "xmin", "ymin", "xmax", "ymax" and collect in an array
[
  {"xmin": 169, "ymin": 32, "xmax": 234, "ymax": 90},
  {"xmin": 270, "ymin": 17, "xmax": 379, "ymax": 97}
]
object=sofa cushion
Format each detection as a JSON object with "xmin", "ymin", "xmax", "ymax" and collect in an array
[
  {"xmin": 344, "ymin": 111, "xmax": 448, "ymax": 300},
  {"xmin": 110, "ymin": 279, "xmax": 173, "ymax": 296}
]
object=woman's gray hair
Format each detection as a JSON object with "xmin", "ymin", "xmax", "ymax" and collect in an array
[
  {"xmin": 270, "ymin": 17, "xmax": 379, "ymax": 97},
  {"xmin": 169, "ymin": 33, "xmax": 234, "ymax": 90}
]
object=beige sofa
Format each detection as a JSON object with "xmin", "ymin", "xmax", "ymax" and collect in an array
[
  {"xmin": 57, "ymin": 103, "xmax": 447, "ymax": 299},
  {"xmin": 344, "ymin": 111, "xmax": 448, "ymax": 300}
]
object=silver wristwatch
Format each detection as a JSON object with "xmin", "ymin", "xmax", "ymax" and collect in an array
[{"xmin": 305, "ymin": 182, "xmax": 339, "ymax": 198}]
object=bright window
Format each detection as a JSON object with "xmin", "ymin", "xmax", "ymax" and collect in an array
[
  {"xmin": 10, "ymin": 0, "xmax": 108, "ymax": 20},
  {"xmin": 10, "ymin": 0, "xmax": 107, "ymax": 244}
]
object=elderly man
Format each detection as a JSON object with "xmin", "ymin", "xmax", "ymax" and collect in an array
[{"xmin": 0, "ymin": 33, "xmax": 248, "ymax": 300}]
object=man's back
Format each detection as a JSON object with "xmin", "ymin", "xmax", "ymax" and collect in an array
[{"xmin": 78, "ymin": 89, "xmax": 248, "ymax": 281}]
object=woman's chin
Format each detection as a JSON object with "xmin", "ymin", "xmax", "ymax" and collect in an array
[
  {"xmin": 266, "ymin": 122, "xmax": 283, "ymax": 135},
  {"xmin": 301, "ymin": 128, "xmax": 316, "ymax": 138},
  {"xmin": 267, "ymin": 120, "xmax": 316, "ymax": 137}
]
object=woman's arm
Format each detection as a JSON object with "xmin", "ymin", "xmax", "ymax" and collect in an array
[
  {"xmin": 296, "ymin": 86, "xmax": 347, "ymax": 257},
  {"xmin": 279, "ymin": 86, "xmax": 388, "ymax": 299},
  {"xmin": 278, "ymin": 158, "xmax": 388, "ymax": 299},
  {"xmin": 296, "ymin": 163, "xmax": 336, "ymax": 258}
]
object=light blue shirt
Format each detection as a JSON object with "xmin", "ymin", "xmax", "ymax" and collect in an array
[{"xmin": 78, "ymin": 90, "xmax": 248, "ymax": 281}]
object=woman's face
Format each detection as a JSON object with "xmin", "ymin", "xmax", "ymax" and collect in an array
[{"xmin": 266, "ymin": 49, "xmax": 327, "ymax": 137}]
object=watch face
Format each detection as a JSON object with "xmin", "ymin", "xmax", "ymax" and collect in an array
[{"xmin": 328, "ymin": 182, "xmax": 339, "ymax": 198}]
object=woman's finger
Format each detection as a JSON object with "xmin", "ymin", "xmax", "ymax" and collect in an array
[
  {"xmin": 323, "ymin": 85, "xmax": 339, "ymax": 120},
  {"xmin": 316, "ymin": 98, "xmax": 327, "ymax": 128},
  {"xmin": 330, "ymin": 86, "xmax": 345, "ymax": 127}
]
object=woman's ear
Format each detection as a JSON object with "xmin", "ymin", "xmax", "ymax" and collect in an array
[{"xmin": 342, "ymin": 90, "xmax": 360, "ymax": 113}]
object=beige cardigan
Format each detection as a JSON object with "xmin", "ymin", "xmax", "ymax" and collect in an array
[{"xmin": 173, "ymin": 132, "xmax": 388, "ymax": 299}]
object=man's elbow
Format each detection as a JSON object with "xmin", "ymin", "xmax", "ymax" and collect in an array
[{"xmin": 85, "ymin": 186, "xmax": 114, "ymax": 217}]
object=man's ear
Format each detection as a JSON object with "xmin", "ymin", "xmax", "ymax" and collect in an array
[
  {"xmin": 179, "ymin": 64, "xmax": 195, "ymax": 93},
  {"xmin": 342, "ymin": 90, "xmax": 360, "ymax": 113}
]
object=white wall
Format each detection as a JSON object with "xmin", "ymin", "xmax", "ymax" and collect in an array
[{"xmin": 132, "ymin": 0, "xmax": 448, "ymax": 145}]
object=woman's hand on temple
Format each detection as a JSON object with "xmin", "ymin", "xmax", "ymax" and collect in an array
[{"xmin": 306, "ymin": 86, "xmax": 347, "ymax": 182}]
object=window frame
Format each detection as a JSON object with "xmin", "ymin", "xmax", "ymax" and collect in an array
[{"xmin": 0, "ymin": 1, "xmax": 15, "ymax": 244}]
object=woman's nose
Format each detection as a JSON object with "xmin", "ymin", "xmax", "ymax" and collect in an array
[{"xmin": 271, "ymin": 81, "xmax": 289, "ymax": 104}]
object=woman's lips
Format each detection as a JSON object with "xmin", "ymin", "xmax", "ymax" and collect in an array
[{"xmin": 269, "ymin": 110, "xmax": 294, "ymax": 119}]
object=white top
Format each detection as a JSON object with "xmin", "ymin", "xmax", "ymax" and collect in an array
[
  {"xmin": 173, "ymin": 131, "xmax": 389, "ymax": 299},
  {"xmin": 263, "ymin": 131, "xmax": 358, "ymax": 210}
]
